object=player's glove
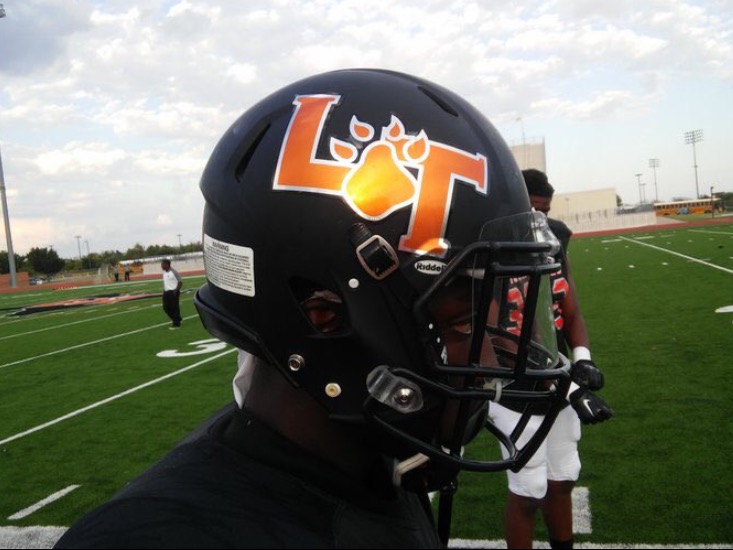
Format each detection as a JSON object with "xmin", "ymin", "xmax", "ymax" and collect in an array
[
  {"xmin": 568, "ymin": 383, "xmax": 613, "ymax": 425},
  {"xmin": 571, "ymin": 359, "xmax": 605, "ymax": 391}
]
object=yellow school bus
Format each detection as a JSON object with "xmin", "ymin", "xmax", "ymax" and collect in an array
[{"xmin": 653, "ymin": 198, "xmax": 722, "ymax": 216}]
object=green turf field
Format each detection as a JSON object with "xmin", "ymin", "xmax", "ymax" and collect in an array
[{"xmin": 2, "ymin": 222, "xmax": 732, "ymax": 547}]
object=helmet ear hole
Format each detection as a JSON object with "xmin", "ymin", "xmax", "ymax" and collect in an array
[{"xmin": 289, "ymin": 277, "xmax": 347, "ymax": 334}]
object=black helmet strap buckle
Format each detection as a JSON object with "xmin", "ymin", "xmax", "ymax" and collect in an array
[{"xmin": 350, "ymin": 223, "xmax": 399, "ymax": 280}]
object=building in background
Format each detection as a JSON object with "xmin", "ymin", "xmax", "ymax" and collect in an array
[
  {"xmin": 509, "ymin": 138, "xmax": 656, "ymax": 233},
  {"xmin": 553, "ymin": 188, "xmax": 618, "ymax": 215},
  {"xmin": 509, "ymin": 138, "xmax": 546, "ymax": 172}
]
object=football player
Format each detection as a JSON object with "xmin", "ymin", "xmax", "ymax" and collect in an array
[
  {"xmin": 489, "ymin": 168, "xmax": 612, "ymax": 549},
  {"xmin": 56, "ymin": 69, "xmax": 574, "ymax": 549}
]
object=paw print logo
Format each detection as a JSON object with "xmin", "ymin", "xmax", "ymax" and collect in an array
[
  {"xmin": 274, "ymin": 94, "xmax": 487, "ymax": 256},
  {"xmin": 329, "ymin": 115, "xmax": 430, "ymax": 220}
]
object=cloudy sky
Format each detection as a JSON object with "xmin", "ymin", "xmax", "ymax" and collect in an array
[{"xmin": 0, "ymin": 0, "xmax": 731, "ymax": 259}]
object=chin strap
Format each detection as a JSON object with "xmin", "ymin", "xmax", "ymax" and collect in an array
[
  {"xmin": 392, "ymin": 453, "xmax": 430, "ymax": 487},
  {"xmin": 391, "ymin": 453, "xmax": 458, "ymax": 545},
  {"xmin": 438, "ymin": 476, "xmax": 458, "ymax": 547}
]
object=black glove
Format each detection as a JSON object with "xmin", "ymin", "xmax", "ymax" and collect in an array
[
  {"xmin": 571, "ymin": 359, "xmax": 605, "ymax": 391},
  {"xmin": 568, "ymin": 386, "xmax": 613, "ymax": 425}
]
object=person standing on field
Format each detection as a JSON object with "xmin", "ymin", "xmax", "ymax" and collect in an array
[
  {"xmin": 489, "ymin": 168, "xmax": 613, "ymax": 549},
  {"xmin": 161, "ymin": 259, "xmax": 182, "ymax": 329}
]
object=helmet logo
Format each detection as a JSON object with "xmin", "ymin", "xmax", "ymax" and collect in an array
[
  {"xmin": 273, "ymin": 94, "xmax": 488, "ymax": 258},
  {"xmin": 413, "ymin": 260, "xmax": 447, "ymax": 275}
]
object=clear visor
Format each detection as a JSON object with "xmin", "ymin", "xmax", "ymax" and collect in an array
[{"xmin": 420, "ymin": 211, "xmax": 560, "ymax": 382}]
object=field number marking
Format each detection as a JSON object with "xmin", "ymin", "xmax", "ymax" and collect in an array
[{"xmin": 157, "ymin": 339, "xmax": 228, "ymax": 358}]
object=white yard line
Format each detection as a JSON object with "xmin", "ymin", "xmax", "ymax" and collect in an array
[
  {"xmin": 618, "ymin": 237, "xmax": 733, "ymax": 275},
  {"xmin": 8, "ymin": 486, "xmax": 81, "ymax": 520},
  {"xmin": 0, "ymin": 348, "xmax": 236, "ymax": 447},
  {"xmin": 573, "ymin": 486, "xmax": 592, "ymax": 534},
  {"xmin": 688, "ymin": 229, "xmax": 733, "ymax": 236},
  {"xmin": 0, "ymin": 314, "xmax": 199, "ymax": 370},
  {"xmin": 0, "ymin": 304, "xmax": 159, "ymax": 341}
]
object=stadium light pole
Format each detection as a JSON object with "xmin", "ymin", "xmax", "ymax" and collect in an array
[
  {"xmin": 684, "ymin": 129, "xmax": 703, "ymax": 199},
  {"xmin": 635, "ymin": 173, "xmax": 643, "ymax": 204},
  {"xmin": 0, "ymin": 147, "xmax": 17, "ymax": 287},
  {"xmin": 75, "ymin": 235, "xmax": 82, "ymax": 263},
  {"xmin": 649, "ymin": 158, "xmax": 660, "ymax": 202},
  {"xmin": 710, "ymin": 186, "xmax": 715, "ymax": 219},
  {"xmin": 0, "ymin": 6, "xmax": 17, "ymax": 288},
  {"xmin": 177, "ymin": 233, "xmax": 182, "ymax": 251}
]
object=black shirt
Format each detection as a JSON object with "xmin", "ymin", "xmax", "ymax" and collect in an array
[
  {"xmin": 54, "ymin": 406, "xmax": 441, "ymax": 549},
  {"xmin": 547, "ymin": 218, "xmax": 572, "ymax": 256},
  {"xmin": 548, "ymin": 217, "xmax": 572, "ymax": 356}
]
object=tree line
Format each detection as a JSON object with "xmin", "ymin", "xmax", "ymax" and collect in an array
[{"xmin": 0, "ymin": 242, "xmax": 203, "ymax": 277}]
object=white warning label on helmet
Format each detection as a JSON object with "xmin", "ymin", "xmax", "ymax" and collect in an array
[{"xmin": 204, "ymin": 234, "xmax": 255, "ymax": 297}]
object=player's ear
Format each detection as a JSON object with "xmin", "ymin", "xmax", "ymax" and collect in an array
[{"xmin": 300, "ymin": 294, "xmax": 344, "ymax": 334}]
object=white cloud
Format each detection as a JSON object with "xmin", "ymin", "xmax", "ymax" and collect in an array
[
  {"xmin": 155, "ymin": 213, "xmax": 173, "ymax": 227},
  {"xmin": 34, "ymin": 143, "xmax": 127, "ymax": 176},
  {"xmin": 1, "ymin": 0, "xmax": 732, "ymax": 257}
]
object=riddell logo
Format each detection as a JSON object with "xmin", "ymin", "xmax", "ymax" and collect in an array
[
  {"xmin": 414, "ymin": 260, "xmax": 447, "ymax": 275},
  {"xmin": 273, "ymin": 94, "xmax": 488, "ymax": 258}
]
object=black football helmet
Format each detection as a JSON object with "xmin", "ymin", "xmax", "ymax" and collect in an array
[{"xmin": 194, "ymin": 69, "xmax": 570, "ymax": 480}]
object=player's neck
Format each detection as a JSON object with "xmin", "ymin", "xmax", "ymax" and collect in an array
[{"xmin": 246, "ymin": 364, "xmax": 374, "ymax": 479}]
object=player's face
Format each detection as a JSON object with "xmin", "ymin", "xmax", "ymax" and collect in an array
[
  {"xmin": 530, "ymin": 195, "xmax": 552, "ymax": 215},
  {"xmin": 429, "ymin": 277, "xmax": 497, "ymax": 446},
  {"xmin": 429, "ymin": 278, "xmax": 498, "ymax": 368}
]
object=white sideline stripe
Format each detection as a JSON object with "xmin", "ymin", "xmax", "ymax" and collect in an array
[
  {"xmin": 619, "ymin": 237, "xmax": 733, "ymax": 275},
  {"xmin": 0, "ymin": 530, "xmax": 729, "ymax": 550},
  {"xmin": 0, "ymin": 530, "xmax": 730, "ymax": 550},
  {"xmin": 573, "ymin": 486, "xmax": 592, "ymax": 534},
  {"xmin": 0, "ymin": 304, "xmax": 159, "ymax": 341},
  {"xmin": 0, "ymin": 526, "xmax": 68, "ymax": 549},
  {"xmin": 448, "ymin": 540, "xmax": 732, "ymax": 549},
  {"xmin": 0, "ymin": 348, "xmax": 236, "ymax": 447},
  {"xmin": 8, "ymin": 486, "xmax": 81, "ymax": 520},
  {"xmin": 0, "ymin": 314, "xmax": 199, "ymax": 370}
]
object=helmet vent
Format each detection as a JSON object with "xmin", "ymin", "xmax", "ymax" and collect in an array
[
  {"xmin": 417, "ymin": 86, "xmax": 458, "ymax": 117},
  {"xmin": 234, "ymin": 122, "xmax": 271, "ymax": 183}
]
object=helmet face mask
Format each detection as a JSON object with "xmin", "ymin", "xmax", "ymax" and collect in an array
[{"xmin": 194, "ymin": 69, "xmax": 570, "ymax": 476}]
